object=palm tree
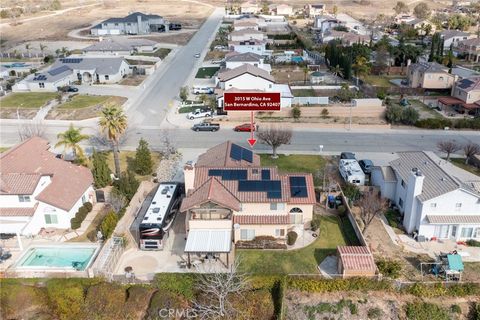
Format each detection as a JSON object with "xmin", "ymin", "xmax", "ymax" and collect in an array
[
  {"xmin": 331, "ymin": 64, "xmax": 343, "ymax": 84},
  {"xmin": 98, "ymin": 104, "xmax": 127, "ymax": 178},
  {"xmin": 25, "ymin": 44, "xmax": 31, "ymax": 57},
  {"xmin": 303, "ymin": 65, "xmax": 309, "ymax": 84},
  {"xmin": 55, "ymin": 124, "xmax": 89, "ymax": 160},
  {"xmin": 352, "ymin": 56, "xmax": 371, "ymax": 86},
  {"xmin": 39, "ymin": 43, "xmax": 47, "ymax": 55}
]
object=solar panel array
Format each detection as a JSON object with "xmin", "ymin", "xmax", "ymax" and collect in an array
[
  {"xmin": 48, "ymin": 65, "xmax": 70, "ymax": 76},
  {"xmin": 458, "ymin": 79, "xmax": 473, "ymax": 89},
  {"xmin": 238, "ymin": 180, "xmax": 282, "ymax": 199},
  {"xmin": 208, "ymin": 169, "xmax": 248, "ymax": 180},
  {"xmin": 33, "ymin": 75, "xmax": 47, "ymax": 81},
  {"xmin": 261, "ymin": 169, "xmax": 270, "ymax": 180},
  {"xmin": 289, "ymin": 176, "xmax": 308, "ymax": 198},
  {"xmin": 230, "ymin": 143, "xmax": 253, "ymax": 163},
  {"xmin": 60, "ymin": 58, "xmax": 83, "ymax": 64}
]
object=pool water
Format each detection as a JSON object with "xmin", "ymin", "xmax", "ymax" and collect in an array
[
  {"xmin": 18, "ymin": 247, "xmax": 97, "ymax": 270},
  {"xmin": 291, "ymin": 56, "xmax": 304, "ymax": 63}
]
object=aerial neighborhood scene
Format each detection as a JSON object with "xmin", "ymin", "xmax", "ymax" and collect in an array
[{"xmin": 1, "ymin": 0, "xmax": 480, "ymax": 319}]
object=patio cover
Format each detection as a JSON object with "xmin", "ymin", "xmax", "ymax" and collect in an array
[
  {"xmin": 438, "ymin": 97, "xmax": 479, "ymax": 110},
  {"xmin": 447, "ymin": 254, "xmax": 464, "ymax": 272},
  {"xmin": 185, "ymin": 229, "xmax": 232, "ymax": 253},
  {"xmin": 426, "ymin": 215, "xmax": 480, "ymax": 224}
]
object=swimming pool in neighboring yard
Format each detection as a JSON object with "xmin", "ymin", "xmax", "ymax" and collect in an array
[{"xmin": 16, "ymin": 244, "xmax": 100, "ymax": 271}]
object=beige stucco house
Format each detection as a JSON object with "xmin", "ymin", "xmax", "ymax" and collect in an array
[
  {"xmin": 456, "ymin": 38, "xmax": 480, "ymax": 63},
  {"xmin": 180, "ymin": 141, "xmax": 316, "ymax": 264},
  {"xmin": 407, "ymin": 62, "xmax": 456, "ymax": 89},
  {"xmin": 440, "ymin": 76, "xmax": 480, "ymax": 116}
]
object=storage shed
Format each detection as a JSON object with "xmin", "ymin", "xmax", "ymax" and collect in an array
[
  {"xmin": 310, "ymin": 71, "xmax": 325, "ymax": 84},
  {"xmin": 337, "ymin": 246, "xmax": 377, "ymax": 278}
]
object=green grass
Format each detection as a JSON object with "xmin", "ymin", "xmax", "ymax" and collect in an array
[
  {"xmin": 409, "ymin": 99, "xmax": 443, "ymax": 119},
  {"xmin": 338, "ymin": 215, "xmax": 361, "ymax": 246},
  {"xmin": 260, "ymin": 154, "xmax": 326, "ymax": 186},
  {"xmin": 195, "ymin": 67, "xmax": 219, "ymax": 78},
  {"xmin": 292, "ymin": 89, "xmax": 315, "ymax": 97},
  {"xmin": 0, "ymin": 92, "xmax": 57, "ymax": 108},
  {"xmin": 178, "ymin": 106, "xmax": 203, "ymax": 114},
  {"xmin": 104, "ymin": 150, "xmax": 161, "ymax": 181},
  {"xmin": 237, "ymin": 215, "xmax": 349, "ymax": 274},
  {"xmin": 363, "ymin": 75, "xmax": 403, "ymax": 87},
  {"xmin": 137, "ymin": 48, "xmax": 171, "ymax": 59},
  {"xmin": 449, "ymin": 158, "xmax": 480, "ymax": 177},
  {"xmin": 384, "ymin": 209, "xmax": 405, "ymax": 234},
  {"xmin": 57, "ymin": 95, "xmax": 112, "ymax": 109},
  {"xmin": 0, "ymin": 147, "xmax": 10, "ymax": 153}
]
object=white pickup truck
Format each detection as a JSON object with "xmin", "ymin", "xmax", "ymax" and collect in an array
[{"xmin": 187, "ymin": 109, "xmax": 213, "ymax": 120}]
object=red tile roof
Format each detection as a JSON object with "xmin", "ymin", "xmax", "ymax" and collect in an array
[
  {"xmin": 0, "ymin": 137, "xmax": 93, "ymax": 211},
  {"xmin": 0, "ymin": 173, "xmax": 41, "ymax": 195},
  {"xmin": 0, "ymin": 204, "xmax": 38, "ymax": 217},
  {"xmin": 234, "ymin": 214, "xmax": 290, "ymax": 224},
  {"xmin": 196, "ymin": 141, "xmax": 261, "ymax": 168},
  {"xmin": 338, "ymin": 246, "xmax": 377, "ymax": 272}
]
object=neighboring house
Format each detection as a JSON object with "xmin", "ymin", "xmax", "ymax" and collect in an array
[
  {"xmin": 337, "ymin": 246, "xmax": 377, "ymax": 278},
  {"xmin": 456, "ymin": 37, "xmax": 480, "ymax": 63},
  {"xmin": 13, "ymin": 57, "xmax": 130, "ymax": 92},
  {"xmin": 90, "ymin": 12, "xmax": 168, "ymax": 35},
  {"xmin": 439, "ymin": 30, "xmax": 475, "ymax": 50},
  {"xmin": 240, "ymin": 1, "xmax": 260, "ymax": 14},
  {"xmin": 322, "ymin": 30, "xmax": 370, "ymax": 45},
  {"xmin": 0, "ymin": 65, "xmax": 9, "ymax": 80},
  {"xmin": 306, "ymin": 4, "xmax": 326, "ymax": 17},
  {"xmin": 224, "ymin": 52, "xmax": 271, "ymax": 72},
  {"xmin": 269, "ymin": 4, "xmax": 293, "ymax": 16},
  {"xmin": 229, "ymin": 28, "xmax": 266, "ymax": 42},
  {"xmin": 180, "ymin": 141, "xmax": 316, "ymax": 265},
  {"xmin": 82, "ymin": 38, "xmax": 158, "ymax": 55},
  {"xmin": 439, "ymin": 76, "xmax": 480, "ymax": 116},
  {"xmin": 371, "ymin": 151, "xmax": 480, "ymax": 241},
  {"xmin": 405, "ymin": 19, "xmax": 436, "ymax": 35},
  {"xmin": 228, "ymin": 39, "xmax": 267, "ymax": 56},
  {"xmin": 407, "ymin": 62, "xmax": 456, "ymax": 89},
  {"xmin": 314, "ymin": 16, "xmax": 345, "ymax": 33},
  {"xmin": 394, "ymin": 15, "xmax": 416, "ymax": 24},
  {"xmin": 0, "ymin": 137, "xmax": 94, "ymax": 236},
  {"xmin": 233, "ymin": 19, "xmax": 260, "ymax": 31}
]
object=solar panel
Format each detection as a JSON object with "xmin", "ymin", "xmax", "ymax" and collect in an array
[
  {"xmin": 458, "ymin": 79, "xmax": 473, "ymax": 89},
  {"xmin": 267, "ymin": 191, "xmax": 282, "ymax": 199},
  {"xmin": 289, "ymin": 176, "xmax": 308, "ymax": 198},
  {"xmin": 60, "ymin": 58, "xmax": 83, "ymax": 64},
  {"xmin": 261, "ymin": 169, "xmax": 270, "ymax": 180},
  {"xmin": 33, "ymin": 75, "xmax": 47, "ymax": 81},
  {"xmin": 290, "ymin": 177, "xmax": 306, "ymax": 187},
  {"xmin": 48, "ymin": 65, "xmax": 70, "ymax": 76},
  {"xmin": 230, "ymin": 144, "xmax": 242, "ymax": 161},
  {"xmin": 208, "ymin": 169, "xmax": 247, "ymax": 180},
  {"xmin": 238, "ymin": 180, "xmax": 281, "ymax": 192},
  {"xmin": 208, "ymin": 169, "xmax": 222, "ymax": 176}
]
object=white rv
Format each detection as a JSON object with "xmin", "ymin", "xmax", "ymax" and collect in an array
[{"xmin": 339, "ymin": 159, "xmax": 365, "ymax": 186}]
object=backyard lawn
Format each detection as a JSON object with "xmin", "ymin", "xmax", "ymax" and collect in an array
[
  {"xmin": 137, "ymin": 48, "xmax": 171, "ymax": 59},
  {"xmin": 292, "ymin": 88, "xmax": 316, "ymax": 97},
  {"xmin": 104, "ymin": 150, "xmax": 161, "ymax": 181},
  {"xmin": 260, "ymin": 154, "xmax": 327, "ymax": 186},
  {"xmin": 195, "ymin": 67, "xmax": 219, "ymax": 78},
  {"xmin": 57, "ymin": 95, "xmax": 113, "ymax": 109},
  {"xmin": 237, "ymin": 215, "xmax": 352, "ymax": 274},
  {"xmin": 449, "ymin": 158, "xmax": 480, "ymax": 176},
  {"xmin": 0, "ymin": 92, "xmax": 57, "ymax": 108}
]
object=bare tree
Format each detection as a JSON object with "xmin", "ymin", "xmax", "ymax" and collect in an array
[
  {"xmin": 357, "ymin": 189, "xmax": 388, "ymax": 232},
  {"xmin": 463, "ymin": 143, "xmax": 480, "ymax": 165},
  {"xmin": 158, "ymin": 129, "xmax": 177, "ymax": 159},
  {"xmin": 193, "ymin": 259, "xmax": 249, "ymax": 319},
  {"xmin": 437, "ymin": 140, "xmax": 461, "ymax": 161},
  {"xmin": 18, "ymin": 122, "xmax": 46, "ymax": 141},
  {"xmin": 256, "ymin": 125, "xmax": 292, "ymax": 158},
  {"xmin": 109, "ymin": 188, "xmax": 127, "ymax": 213}
]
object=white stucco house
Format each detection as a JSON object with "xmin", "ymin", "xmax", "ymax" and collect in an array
[
  {"xmin": 439, "ymin": 30, "xmax": 476, "ymax": 51},
  {"xmin": 224, "ymin": 52, "xmax": 271, "ymax": 72},
  {"xmin": 0, "ymin": 137, "xmax": 95, "ymax": 239},
  {"xmin": 13, "ymin": 57, "xmax": 131, "ymax": 92},
  {"xmin": 228, "ymin": 39, "xmax": 268, "ymax": 56},
  {"xmin": 82, "ymin": 38, "xmax": 159, "ymax": 56},
  {"xmin": 371, "ymin": 151, "xmax": 480, "ymax": 241},
  {"xmin": 229, "ymin": 28, "xmax": 266, "ymax": 42}
]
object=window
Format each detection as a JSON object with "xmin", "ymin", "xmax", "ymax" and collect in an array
[
  {"xmin": 430, "ymin": 203, "xmax": 437, "ymax": 208},
  {"xmin": 270, "ymin": 203, "xmax": 285, "ymax": 211},
  {"xmin": 44, "ymin": 214, "xmax": 58, "ymax": 224},
  {"xmin": 240, "ymin": 229, "xmax": 255, "ymax": 240},
  {"xmin": 461, "ymin": 227, "xmax": 473, "ymax": 238},
  {"xmin": 82, "ymin": 195, "xmax": 87, "ymax": 204},
  {"xmin": 115, "ymin": 23, "xmax": 119, "ymax": 26},
  {"xmin": 105, "ymin": 75, "xmax": 109, "ymax": 80},
  {"xmin": 401, "ymin": 180, "xmax": 406, "ymax": 188},
  {"xmin": 275, "ymin": 229, "xmax": 285, "ymax": 237},
  {"xmin": 39, "ymin": 83, "xmax": 45, "ymax": 88},
  {"xmin": 290, "ymin": 207, "xmax": 303, "ymax": 213},
  {"xmin": 439, "ymin": 76, "xmax": 444, "ymax": 81},
  {"xmin": 18, "ymin": 195, "xmax": 31, "ymax": 202},
  {"xmin": 455, "ymin": 203, "xmax": 462, "ymax": 211},
  {"xmin": 475, "ymin": 228, "xmax": 480, "ymax": 238},
  {"xmin": 451, "ymin": 225, "xmax": 457, "ymax": 238},
  {"xmin": 398, "ymin": 198, "xmax": 404, "ymax": 208}
]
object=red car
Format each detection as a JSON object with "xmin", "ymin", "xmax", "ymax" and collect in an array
[{"xmin": 234, "ymin": 123, "xmax": 256, "ymax": 132}]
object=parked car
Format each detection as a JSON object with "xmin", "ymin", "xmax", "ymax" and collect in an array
[
  {"xmin": 359, "ymin": 159, "xmax": 374, "ymax": 174},
  {"xmin": 234, "ymin": 123, "xmax": 256, "ymax": 132},
  {"xmin": 193, "ymin": 86, "xmax": 213, "ymax": 94},
  {"xmin": 192, "ymin": 122, "xmax": 219, "ymax": 132},
  {"xmin": 58, "ymin": 85, "xmax": 78, "ymax": 92},
  {"xmin": 187, "ymin": 108, "xmax": 213, "ymax": 120},
  {"xmin": 340, "ymin": 152, "xmax": 356, "ymax": 160},
  {"xmin": 194, "ymin": 53, "xmax": 200, "ymax": 58}
]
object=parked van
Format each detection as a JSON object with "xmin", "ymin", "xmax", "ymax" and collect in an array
[{"xmin": 193, "ymin": 86, "xmax": 214, "ymax": 94}]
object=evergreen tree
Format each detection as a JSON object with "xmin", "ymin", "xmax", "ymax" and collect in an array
[
  {"xmin": 113, "ymin": 170, "xmax": 139, "ymax": 201},
  {"xmin": 134, "ymin": 138, "xmax": 153, "ymax": 175},
  {"xmin": 91, "ymin": 150, "xmax": 112, "ymax": 188}
]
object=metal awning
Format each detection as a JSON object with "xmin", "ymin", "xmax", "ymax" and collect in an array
[
  {"xmin": 185, "ymin": 229, "xmax": 232, "ymax": 253},
  {"xmin": 426, "ymin": 215, "xmax": 480, "ymax": 224},
  {"xmin": 447, "ymin": 254, "xmax": 464, "ymax": 272}
]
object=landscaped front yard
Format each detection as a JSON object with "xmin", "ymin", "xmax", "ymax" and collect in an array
[
  {"xmin": 237, "ymin": 215, "xmax": 351, "ymax": 274},
  {"xmin": 57, "ymin": 95, "xmax": 112, "ymax": 109},
  {"xmin": 104, "ymin": 150, "xmax": 161, "ymax": 181},
  {"xmin": 195, "ymin": 67, "xmax": 219, "ymax": 78},
  {"xmin": 0, "ymin": 92, "xmax": 57, "ymax": 109},
  {"xmin": 449, "ymin": 158, "xmax": 480, "ymax": 177}
]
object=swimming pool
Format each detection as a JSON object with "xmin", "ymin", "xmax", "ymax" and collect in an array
[
  {"xmin": 291, "ymin": 56, "xmax": 304, "ymax": 63},
  {"xmin": 16, "ymin": 245, "xmax": 99, "ymax": 271}
]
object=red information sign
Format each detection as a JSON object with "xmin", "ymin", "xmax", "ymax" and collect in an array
[{"xmin": 223, "ymin": 92, "xmax": 281, "ymax": 111}]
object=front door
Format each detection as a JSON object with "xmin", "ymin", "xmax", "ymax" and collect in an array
[{"xmin": 434, "ymin": 225, "xmax": 450, "ymax": 239}]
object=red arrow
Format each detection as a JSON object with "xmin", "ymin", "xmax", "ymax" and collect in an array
[{"xmin": 247, "ymin": 111, "xmax": 256, "ymax": 148}]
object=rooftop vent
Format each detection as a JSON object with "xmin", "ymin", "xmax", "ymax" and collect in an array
[
  {"xmin": 412, "ymin": 168, "xmax": 418, "ymax": 172},
  {"xmin": 416, "ymin": 170, "xmax": 422, "ymax": 176}
]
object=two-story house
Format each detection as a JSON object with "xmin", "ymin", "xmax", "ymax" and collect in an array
[
  {"xmin": 371, "ymin": 151, "xmax": 480, "ymax": 241},
  {"xmin": 229, "ymin": 28, "xmax": 266, "ymax": 42},
  {"xmin": 233, "ymin": 18, "xmax": 260, "ymax": 31},
  {"xmin": 407, "ymin": 62, "xmax": 457, "ymax": 89},
  {"xmin": 270, "ymin": 4, "xmax": 293, "ymax": 16},
  {"xmin": 224, "ymin": 52, "xmax": 271, "ymax": 72},
  {"xmin": 439, "ymin": 30, "xmax": 475, "ymax": 50},
  {"xmin": 240, "ymin": 1, "xmax": 260, "ymax": 14},
  {"xmin": 180, "ymin": 141, "xmax": 316, "ymax": 265},
  {"xmin": 0, "ymin": 137, "xmax": 94, "ymax": 237},
  {"xmin": 228, "ymin": 39, "xmax": 268, "ymax": 56},
  {"xmin": 90, "ymin": 12, "xmax": 168, "ymax": 35},
  {"xmin": 456, "ymin": 38, "xmax": 480, "ymax": 63},
  {"xmin": 306, "ymin": 4, "xmax": 326, "ymax": 17}
]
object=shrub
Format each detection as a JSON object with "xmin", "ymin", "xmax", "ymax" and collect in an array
[
  {"xmin": 376, "ymin": 259, "xmax": 402, "ymax": 279},
  {"xmin": 415, "ymin": 118, "xmax": 452, "ymax": 129},
  {"xmin": 46, "ymin": 279, "xmax": 85, "ymax": 320},
  {"xmin": 230, "ymin": 289, "xmax": 275, "ymax": 320},
  {"xmin": 70, "ymin": 217, "xmax": 81, "ymax": 230},
  {"xmin": 86, "ymin": 229, "xmax": 97, "ymax": 242},
  {"xmin": 404, "ymin": 282, "xmax": 480, "ymax": 297},
  {"xmin": 153, "ymin": 273, "xmax": 197, "ymax": 300},
  {"xmin": 343, "ymin": 182, "xmax": 360, "ymax": 201},
  {"xmin": 450, "ymin": 304, "xmax": 461, "ymax": 314},
  {"xmin": 401, "ymin": 106, "xmax": 419, "ymax": 125},
  {"xmin": 134, "ymin": 138, "xmax": 153, "ymax": 175},
  {"xmin": 291, "ymin": 106, "xmax": 301, "ymax": 120},
  {"xmin": 288, "ymin": 277, "xmax": 392, "ymax": 293},
  {"xmin": 0, "ymin": 281, "xmax": 51, "ymax": 320},
  {"xmin": 385, "ymin": 104, "xmax": 403, "ymax": 123},
  {"xmin": 146, "ymin": 290, "xmax": 189, "ymax": 319},
  {"xmin": 367, "ymin": 307, "xmax": 384, "ymax": 319},
  {"xmin": 91, "ymin": 150, "xmax": 112, "ymax": 188},
  {"xmin": 83, "ymin": 202, "xmax": 93, "ymax": 212},
  {"xmin": 466, "ymin": 239, "xmax": 480, "ymax": 247},
  {"xmin": 100, "ymin": 210, "xmax": 119, "ymax": 239},
  {"xmin": 113, "ymin": 170, "xmax": 139, "ymax": 201},
  {"xmin": 83, "ymin": 283, "xmax": 126, "ymax": 320},
  {"xmin": 405, "ymin": 302, "xmax": 450, "ymax": 320},
  {"xmin": 321, "ymin": 108, "xmax": 329, "ymax": 119},
  {"xmin": 76, "ymin": 206, "xmax": 88, "ymax": 220},
  {"xmin": 123, "ymin": 286, "xmax": 155, "ymax": 320},
  {"xmin": 287, "ymin": 231, "xmax": 298, "ymax": 245},
  {"xmin": 311, "ymin": 217, "xmax": 321, "ymax": 231}
]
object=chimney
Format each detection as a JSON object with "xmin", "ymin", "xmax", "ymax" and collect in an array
[
  {"xmin": 403, "ymin": 168, "xmax": 425, "ymax": 233},
  {"xmin": 183, "ymin": 162, "xmax": 196, "ymax": 193},
  {"xmin": 137, "ymin": 14, "xmax": 142, "ymax": 34}
]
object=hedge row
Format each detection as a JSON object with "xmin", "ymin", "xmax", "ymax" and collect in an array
[
  {"xmin": 403, "ymin": 282, "xmax": 480, "ymax": 298},
  {"xmin": 287, "ymin": 277, "xmax": 392, "ymax": 293},
  {"xmin": 415, "ymin": 117, "xmax": 480, "ymax": 130},
  {"xmin": 70, "ymin": 202, "xmax": 93, "ymax": 230}
]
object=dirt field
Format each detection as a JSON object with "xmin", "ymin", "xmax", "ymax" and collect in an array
[
  {"xmin": 0, "ymin": 0, "xmax": 213, "ymax": 49},
  {"xmin": 285, "ymin": 290, "xmax": 477, "ymax": 320},
  {"xmin": 0, "ymin": 108, "xmax": 39, "ymax": 119},
  {"xmin": 119, "ymin": 74, "xmax": 147, "ymax": 86},
  {"xmin": 46, "ymin": 96, "xmax": 127, "ymax": 120}
]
